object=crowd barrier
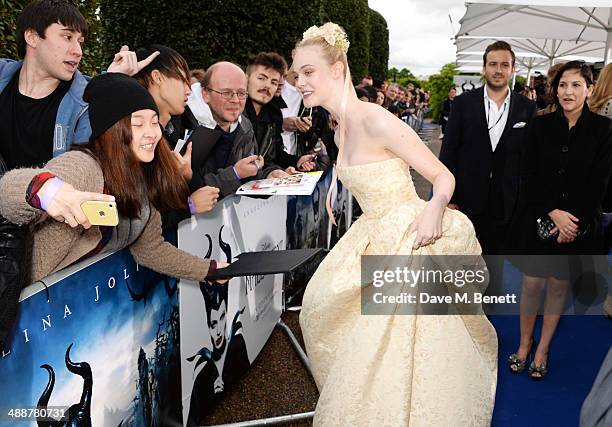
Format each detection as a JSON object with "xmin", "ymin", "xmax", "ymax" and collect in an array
[{"xmin": 0, "ymin": 168, "xmax": 351, "ymax": 427}]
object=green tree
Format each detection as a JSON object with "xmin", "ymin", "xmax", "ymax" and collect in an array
[
  {"xmin": 320, "ymin": 0, "xmax": 370, "ymax": 83},
  {"xmin": 425, "ymin": 63, "xmax": 458, "ymax": 120},
  {"xmin": 368, "ymin": 9, "xmax": 388, "ymax": 81},
  {"xmin": 387, "ymin": 67, "xmax": 422, "ymax": 88}
]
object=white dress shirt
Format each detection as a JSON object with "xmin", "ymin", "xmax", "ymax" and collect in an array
[
  {"xmin": 483, "ymin": 85, "xmax": 511, "ymax": 152},
  {"xmin": 280, "ymin": 82, "xmax": 303, "ymax": 155}
]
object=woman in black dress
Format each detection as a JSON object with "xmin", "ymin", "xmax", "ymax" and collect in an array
[{"xmin": 509, "ymin": 61, "xmax": 612, "ymax": 379}]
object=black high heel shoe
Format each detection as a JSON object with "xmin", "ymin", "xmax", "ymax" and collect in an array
[
  {"xmin": 508, "ymin": 337, "xmax": 534, "ymax": 374},
  {"xmin": 529, "ymin": 353, "xmax": 549, "ymax": 380}
]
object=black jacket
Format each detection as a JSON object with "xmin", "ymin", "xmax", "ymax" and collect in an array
[
  {"xmin": 0, "ymin": 153, "xmax": 31, "ymax": 351},
  {"xmin": 163, "ymin": 106, "xmax": 199, "ymax": 149},
  {"xmin": 243, "ymin": 99, "xmax": 298, "ymax": 173},
  {"xmin": 440, "ymin": 97, "xmax": 453, "ymax": 122},
  {"xmin": 516, "ymin": 107, "xmax": 612, "ymax": 253},
  {"xmin": 439, "ymin": 86, "xmax": 536, "ymax": 223},
  {"xmin": 190, "ymin": 117, "xmax": 264, "ymax": 197}
]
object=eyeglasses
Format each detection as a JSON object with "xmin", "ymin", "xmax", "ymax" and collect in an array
[{"xmin": 206, "ymin": 87, "xmax": 248, "ymax": 100}]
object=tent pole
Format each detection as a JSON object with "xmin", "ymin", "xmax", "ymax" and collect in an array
[
  {"xmin": 511, "ymin": 71, "xmax": 516, "ymax": 89},
  {"xmin": 606, "ymin": 8, "xmax": 612, "ymax": 65},
  {"xmin": 526, "ymin": 68, "xmax": 532, "ymax": 86}
]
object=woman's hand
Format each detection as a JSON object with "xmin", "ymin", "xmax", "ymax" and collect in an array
[
  {"xmin": 214, "ymin": 260, "xmax": 230, "ymax": 284},
  {"xmin": 548, "ymin": 209, "xmax": 578, "ymax": 241},
  {"xmin": 39, "ymin": 180, "xmax": 115, "ymax": 229},
  {"xmin": 190, "ymin": 186, "xmax": 220, "ymax": 213},
  {"xmin": 556, "ymin": 232, "xmax": 575, "ymax": 244},
  {"xmin": 406, "ymin": 197, "xmax": 445, "ymax": 249}
]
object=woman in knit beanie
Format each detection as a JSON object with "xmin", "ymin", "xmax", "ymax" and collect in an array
[{"xmin": 0, "ymin": 72, "xmax": 224, "ymax": 283}]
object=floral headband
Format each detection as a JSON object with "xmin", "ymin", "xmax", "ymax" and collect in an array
[{"xmin": 302, "ymin": 23, "xmax": 350, "ymax": 54}]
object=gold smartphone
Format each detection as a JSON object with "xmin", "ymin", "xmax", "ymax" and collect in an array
[{"xmin": 80, "ymin": 201, "xmax": 119, "ymax": 226}]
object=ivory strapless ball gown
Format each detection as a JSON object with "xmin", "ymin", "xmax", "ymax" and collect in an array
[{"xmin": 300, "ymin": 157, "xmax": 498, "ymax": 426}]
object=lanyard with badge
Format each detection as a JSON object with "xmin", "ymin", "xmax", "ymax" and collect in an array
[{"xmin": 486, "ymin": 99, "xmax": 507, "ymax": 132}]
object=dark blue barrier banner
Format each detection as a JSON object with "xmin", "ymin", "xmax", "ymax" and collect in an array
[{"xmin": 0, "ymin": 249, "xmax": 182, "ymax": 426}]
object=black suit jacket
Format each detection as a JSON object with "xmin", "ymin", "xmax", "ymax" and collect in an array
[{"xmin": 439, "ymin": 86, "xmax": 536, "ymax": 223}]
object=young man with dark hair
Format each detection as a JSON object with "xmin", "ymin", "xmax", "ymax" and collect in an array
[
  {"xmin": 244, "ymin": 52, "xmax": 316, "ymax": 177},
  {"xmin": 1, "ymin": 0, "xmax": 157, "ymax": 169},
  {"xmin": 440, "ymin": 40, "xmax": 536, "ymax": 255}
]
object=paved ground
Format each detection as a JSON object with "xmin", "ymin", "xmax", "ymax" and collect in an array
[{"xmin": 200, "ymin": 121, "xmax": 443, "ymax": 426}]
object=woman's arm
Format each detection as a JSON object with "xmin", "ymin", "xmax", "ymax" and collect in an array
[
  {"xmin": 129, "ymin": 207, "xmax": 213, "ymax": 281},
  {"xmin": 0, "ymin": 151, "xmax": 111, "ymax": 227},
  {"xmin": 371, "ymin": 107, "xmax": 454, "ymax": 248},
  {"xmin": 376, "ymin": 108, "xmax": 455, "ymax": 207}
]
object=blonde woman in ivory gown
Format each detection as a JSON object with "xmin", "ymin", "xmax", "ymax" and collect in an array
[{"xmin": 295, "ymin": 23, "xmax": 498, "ymax": 426}]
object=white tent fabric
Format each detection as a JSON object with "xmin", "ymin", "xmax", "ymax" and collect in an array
[
  {"xmin": 457, "ymin": 1, "xmax": 612, "ymax": 63},
  {"xmin": 456, "ymin": 36, "xmax": 605, "ymax": 65},
  {"xmin": 456, "ymin": 53, "xmax": 549, "ymax": 77}
]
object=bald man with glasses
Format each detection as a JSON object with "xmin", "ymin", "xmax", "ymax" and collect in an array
[{"xmin": 186, "ymin": 62, "xmax": 276, "ymax": 197}]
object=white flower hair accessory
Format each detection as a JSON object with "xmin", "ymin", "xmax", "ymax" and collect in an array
[{"xmin": 303, "ymin": 23, "xmax": 350, "ymax": 54}]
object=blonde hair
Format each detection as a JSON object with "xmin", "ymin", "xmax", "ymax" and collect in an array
[
  {"xmin": 589, "ymin": 63, "xmax": 612, "ymax": 113},
  {"xmin": 296, "ymin": 22, "xmax": 349, "ymax": 72},
  {"xmin": 297, "ymin": 22, "xmax": 352, "ymax": 226}
]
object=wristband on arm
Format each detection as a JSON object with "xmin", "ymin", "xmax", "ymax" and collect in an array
[
  {"xmin": 26, "ymin": 173, "xmax": 62, "ymax": 210},
  {"xmin": 187, "ymin": 196, "xmax": 196, "ymax": 215},
  {"xmin": 207, "ymin": 259, "xmax": 218, "ymax": 276}
]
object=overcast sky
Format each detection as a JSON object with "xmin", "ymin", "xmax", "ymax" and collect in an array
[{"xmin": 369, "ymin": 0, "xmax": 466, "ymax": 78}]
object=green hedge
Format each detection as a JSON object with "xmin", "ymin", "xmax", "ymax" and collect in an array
[
  {"xmin": 77, "ymin": 0, "xmax": 103, "ymax": 75},
  {"xmin": 0, "ymin": 0, "xmax": 29, "ymax": 60},
  {"xmin": 100, "ymin": 0, "xmax": 324, "ymax": 70},
  {"xmin": 368, "ymin": 9, "xmax": 388, "ymax": 81},
  {"xmin": 320, "ymin": 0, "xmax": 370, "ymax": 83},
  {"xmin": 2, "ymin": 1, "xmax": 390, "ymax": 79}
]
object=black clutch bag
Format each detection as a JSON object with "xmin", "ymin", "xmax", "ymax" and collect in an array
[
  {"xmin": 536, "ymin": 217, "xmax": 558, "ymax": 240},
  {"xmin": 536, "ymin": 216, "xmax": 590, "ymax": 240}
]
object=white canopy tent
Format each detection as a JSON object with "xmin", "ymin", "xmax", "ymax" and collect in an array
[
  {"xmin": 456, "ymin": 1, "xmax": 612, "ymax": 64},
  {"xmin": 456, "ymin": 36, "xmax": 605, "ymax": 66},
  {"xmin": 456, "ymin": 53, "xmax": 550, "ymax": 80}
]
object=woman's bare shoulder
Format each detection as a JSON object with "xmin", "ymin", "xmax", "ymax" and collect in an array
[{"xmin": 359, "ymin": 102, "xmax": 406, "ymax": 137}]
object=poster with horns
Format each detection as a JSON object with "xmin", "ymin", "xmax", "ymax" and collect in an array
[
  {"xmin": 0, "ymin": 249, "xmax": 183, "ymax": 427},
  {"xmin": 178, "ymin": 195, "xmax": 286, "ymax": 426}
]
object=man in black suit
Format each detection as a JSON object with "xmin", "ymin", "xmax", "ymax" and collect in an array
[
  {"xmin": 438, "ymin": 86, "xmax": 456, "ymax": 139},
  {"xmin": 440, "ymin": 41, "xmax": 536, "ymax": 256}
]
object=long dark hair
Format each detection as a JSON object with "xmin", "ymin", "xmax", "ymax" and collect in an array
[{"xmin": 74, "ymin": 116, "xmax": 188, "ymax": 218}]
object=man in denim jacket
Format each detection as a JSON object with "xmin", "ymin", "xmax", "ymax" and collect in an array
[{"xmin": 0, "ymin": 0, "xmax": 157, "ymax": 168}]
